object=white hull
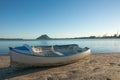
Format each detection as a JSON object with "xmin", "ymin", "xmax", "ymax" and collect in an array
[{"xmin": 10, "ymin": 50, "xmax": 90, "ymax": 68}]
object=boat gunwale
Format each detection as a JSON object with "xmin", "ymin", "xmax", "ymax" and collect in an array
[{"xmin": 10, "ymin": 48, "xmax": 90, "ymax": 57}]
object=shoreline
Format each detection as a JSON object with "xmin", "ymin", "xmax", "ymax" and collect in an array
[
  {"xmin": 0, "ymin": 53, "xmax": 120, "ymax": 80},
  {"xmin": 1, "ymin": 52, "xmax": 120, "ymax": 56},
  {"xmin": 1, "ymin": 37, "xmax": 120, "ymax": 41}
]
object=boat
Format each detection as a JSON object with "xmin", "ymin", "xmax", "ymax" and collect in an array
[{"xmin": 9, "ymin": 44, "xmax": 90, "ymax": 69}]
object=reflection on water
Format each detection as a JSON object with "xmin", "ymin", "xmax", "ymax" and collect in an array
[
  {"xmin": 39, "ymin": 40, "xmax": 48, "ymax": 45},
  {"xmin": 0, "ymin": 39, "xmax": 120, "ymax": 54}
]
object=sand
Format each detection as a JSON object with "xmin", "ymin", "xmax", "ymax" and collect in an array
[{"xmin": 0, "ymin": 53, "xmax": 120, "ymax": 80}]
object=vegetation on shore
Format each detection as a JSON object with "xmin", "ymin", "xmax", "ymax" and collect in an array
[
  {"xmin": 36, "ymin": 33, "xmax": 120, "ymax": 40},
  {"xmin": 87, "ymin": 33, "xmax": 120, "ymax": 39}
]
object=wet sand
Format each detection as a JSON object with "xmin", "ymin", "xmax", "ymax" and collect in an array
[{"xmin": 0, "ymin": 53, "xmax": 120, "ymax": 80}]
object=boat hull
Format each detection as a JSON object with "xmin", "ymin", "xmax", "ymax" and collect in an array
[{"xmin": 10, "ymin": 49, "xmax": 90, "ymax": 69}]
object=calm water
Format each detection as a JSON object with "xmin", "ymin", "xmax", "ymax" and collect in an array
[{"xmin": 0, "ymin": 39, "xmax": 120, "ymax": 55}]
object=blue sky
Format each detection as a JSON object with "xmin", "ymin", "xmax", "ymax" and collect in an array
[{"xmin": 0, "ymin": 0, "xmax": 120, "ymax": 39}]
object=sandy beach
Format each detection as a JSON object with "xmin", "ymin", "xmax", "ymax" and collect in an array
[{"xmin": 0, "ymin": 53, "xmax": 120, "ymax": 80}]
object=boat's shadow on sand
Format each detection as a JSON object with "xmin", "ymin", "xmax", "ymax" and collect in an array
[
  {"xmin": 0, "ymin": 66, "xmax": 60, "ymax": 80},
  {"xmin": 0, "ymin": 64, "xmax": 69, "ymax": 80}
]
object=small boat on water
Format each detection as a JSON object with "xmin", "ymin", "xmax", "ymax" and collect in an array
[{"xmin": 9, "ymin": 44, "xmax": 90, "ymax": 69}]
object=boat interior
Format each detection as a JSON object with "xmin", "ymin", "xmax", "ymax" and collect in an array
[
  {"xmin": 13, "ymin": 44, "xmax": 86, "ymax": 57},
  {"xmin": 32, "ymin": 45, "xmax": 83, "ymax": 56}
]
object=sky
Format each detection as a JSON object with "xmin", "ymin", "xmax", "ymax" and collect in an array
[{"xmin": 0, "ymin": 0, "xmax": 120, "ymax": 39}]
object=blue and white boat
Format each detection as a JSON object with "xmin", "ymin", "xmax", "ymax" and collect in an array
[{"xmin": 9, "ymin": 44, "xmax": 90, "ymax": 68}]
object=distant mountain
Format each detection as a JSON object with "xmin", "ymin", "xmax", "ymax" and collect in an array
[{"xmin": 36, "ymin": 34, "xmax": 51, "ymax": 39}]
